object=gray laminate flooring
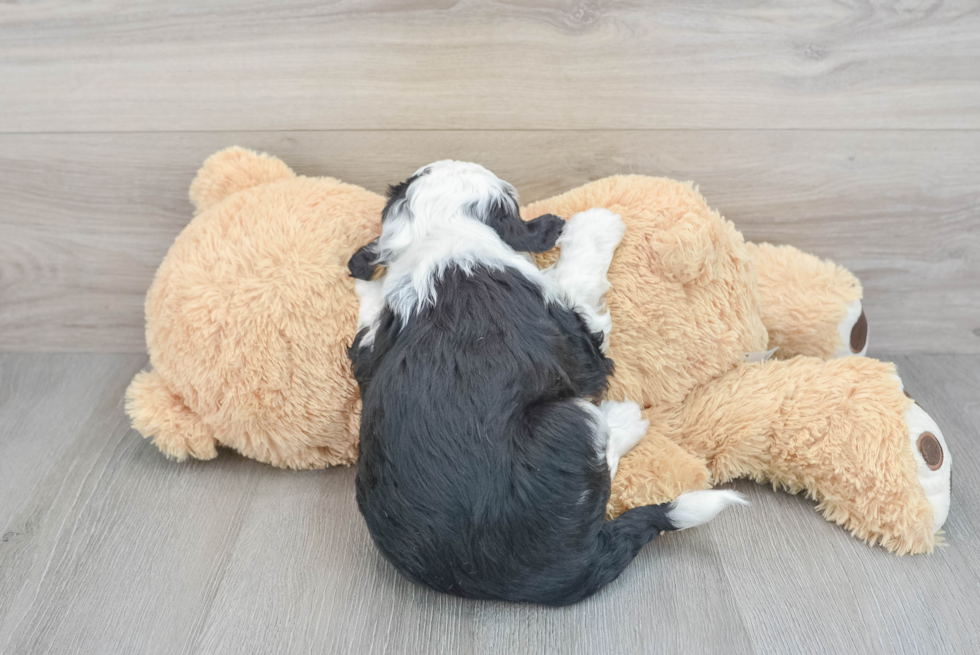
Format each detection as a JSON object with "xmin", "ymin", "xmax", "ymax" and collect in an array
[{"xmin": 1, "ymin": 353, "xmax": 977, "ymax": 655}]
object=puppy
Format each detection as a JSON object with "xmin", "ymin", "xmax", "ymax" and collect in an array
[{"xmin": 348, "ymin": 161, "xmax": 745, "ymax": 606}]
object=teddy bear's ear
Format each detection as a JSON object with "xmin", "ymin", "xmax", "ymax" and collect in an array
[{"xmin": 189, "ymin": 147, "xmax": 296, "ymax": 214}]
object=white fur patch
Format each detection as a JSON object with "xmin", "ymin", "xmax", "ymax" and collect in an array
[
  {"xmin": 600, "ymin": 400, "xmax": 649, "ymax": 480},
  {"xmin": 906, "ymin": 402, "xmax": 952, "ymax": 532},
  {"xmin": 543, "ymin": 208, "xmax": 625, "ymax": 352},
  {"xmin": 835, "ymin": 300, "xmax": 867, "ymax": 357},
  {"xmin": 354, "ymin": 278, "xmax": 386, "ymax": 349},
  {"xmin": 667, "ymin": 490, "xmax": 748, "ymax": 530},
  {"xmin": 377, "ymin": 161, "xmax": 553, "ymax": 321},
  {"xmin": 382, "ymin": 220, "xmax": 547, "ymax": 320},
  {"xmin": 574, "ymin": 399, "xmax": 608, "ymax": 456}
]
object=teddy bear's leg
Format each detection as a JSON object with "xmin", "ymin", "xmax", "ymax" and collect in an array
[
  {"xmin": 125, "ymin": 370, "xmax": 219, "ymax": 461},
  {"xmin": 676, "ymin": 356, "xmax": 951, "ymax": 554},
  {"xmin": 542, "ymin": 208, "xmax": 626, "ymax": 351},
  {"xmin": 745, "ymin": 242, "xmax": 867, "ymax": 359}
]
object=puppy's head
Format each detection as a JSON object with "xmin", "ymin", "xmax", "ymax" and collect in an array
[{"xmin": 348, "ymin": 161, "xmax": 564, "ymax": 280}]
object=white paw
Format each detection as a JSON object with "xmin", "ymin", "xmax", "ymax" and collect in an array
[
  {"xmin": 545, "ymin": 208, "xmax": 624, "ymax": 345},
  {"xmin": 559, "ymin": 208, "xmax": 626, "ymax": 262},
  {"xmin": 601, "ymin": 399, "xmax": 649, "ymax": 478},
  {"xmin": 834, "ymin": 300, "xmax": 868, "ymax": 357},
  {"xmin": 905, "ymin": 399, "xmax": 952, "ymax": 532}
]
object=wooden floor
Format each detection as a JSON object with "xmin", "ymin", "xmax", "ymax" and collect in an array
[
  {"xmin": 0, "ymin": 353, "xmax": 977, "ymax": 655},
  {"xmin": 2, "ymin": 1, "xmax": 980, "ymax": 653}
]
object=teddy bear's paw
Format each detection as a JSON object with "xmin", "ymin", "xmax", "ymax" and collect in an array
[
  {"xmin": 833, "ymin": 300, "xmax": 868, "ymax": 357},
  {"xmin": 600, "ymin": 399, "xmax": 649, "ymax": 479},
  {"xmin": 904, "ymin": 398, "xmax": 952, "ymax": 532}
]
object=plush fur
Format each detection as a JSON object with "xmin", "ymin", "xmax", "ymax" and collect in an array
[{"xmin": 126, "ymin": 147, "xmax": 952, "ymax": 556}]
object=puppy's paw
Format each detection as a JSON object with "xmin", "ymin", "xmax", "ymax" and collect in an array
[
  {"xmin": 601, "ymin": 399, "xmax": 649, "ymax": 460},
  {"xmin": 561, "ymin": 208, "xmax": 626, "ymax": 257}
]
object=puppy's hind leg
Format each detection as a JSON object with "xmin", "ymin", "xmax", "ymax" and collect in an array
[
  {"xmin": 576, "ymin": 398, "xmax": 649, "ymax": 480},
  {"xmin": 601, "ymin": 400, "xmax": 649, "ymax": 480},
  {"xmin": 544, "ymin": 208, "xmax": 626, "ymax": 351},
  {"xmin": 353, "ymin": 277, "xmax": 385, "ymax": 350},
  {"xmin": 350, "ymin": 277, "xmax": 386, "ymax": 389}
]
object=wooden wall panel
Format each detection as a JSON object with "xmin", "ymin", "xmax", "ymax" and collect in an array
[
  {"xmin": 1, "ymin": 1, "xmax": 979, "ymax": 132},
  {"xmin": 2, "ymin": 130, "xmax": 977, "ymax": 353}
]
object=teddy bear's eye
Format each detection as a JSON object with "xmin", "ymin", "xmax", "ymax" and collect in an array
[{"xmin": 917, "ymin": 432, "xmax": 943, "ymax": 470}]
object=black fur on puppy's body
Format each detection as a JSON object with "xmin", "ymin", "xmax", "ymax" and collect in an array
[
  {"xmin": 344, "ymin": 161, "xmax": 740, "ymax": 606},
  {"xmin": 350, "ymin": 264, "xmax": 678, "ymax": 606}
]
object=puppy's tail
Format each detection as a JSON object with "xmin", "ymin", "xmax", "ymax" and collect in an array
[
  {"xmin": 659, "ymin": 490, "xmax": 749, "ymax": 530},
  {"xmin": 579, "ymin": 491, "xmax": 747, "ymax": 602}
]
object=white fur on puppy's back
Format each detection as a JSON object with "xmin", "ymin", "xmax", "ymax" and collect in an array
[
  {"xmin": 667, "ymin": 490, "xmax": 748, "ymax": 530},
  {"xmin": 378, "ymin": 161, "xmax": 550, "ymax": 321}
]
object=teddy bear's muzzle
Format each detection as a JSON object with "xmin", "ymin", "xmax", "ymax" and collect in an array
[{"xmin": 905, "ymin": 401, "xmax": 952, "ymax": 533}]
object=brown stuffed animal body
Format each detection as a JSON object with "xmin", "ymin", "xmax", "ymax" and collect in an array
[{"xmin": 126, "ymin": 148, "xmax": 952, "ymax": 555}]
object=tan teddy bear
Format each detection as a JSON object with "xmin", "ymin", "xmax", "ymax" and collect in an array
[
  {"xmin": 126, "ymin": 147, "xmax": 951, "ymax": 555},
  {"xmin": 525, "ymin": 181, "xmax": 949, "ymax": 555}
]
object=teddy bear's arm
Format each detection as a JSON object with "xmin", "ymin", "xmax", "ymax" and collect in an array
[
  {"xmin": 745, "ymin": 242, "xmax": 866, "ymax": 359},
  {"xmin": 125, "ymin": 370, "xmax": 218, "ymax": 462},
  {"xmin": 672, "ymin": 356, "xmax": 949, "ymax": 555}
]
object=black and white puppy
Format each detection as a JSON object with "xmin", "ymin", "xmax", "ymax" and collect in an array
[{"xmin": 347, "ymin": 161, "xmax": 745, "ymax": 606}]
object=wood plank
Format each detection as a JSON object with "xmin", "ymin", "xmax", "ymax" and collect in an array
[
  {"xmin": 189, "ymin": 473, "xmax": 753, "ymax": 655},
  {"xmin": 0, "ymin": 353, "xmax": 270, "ymax": 654},
  {"xmin": 0, "ymin": 354, "xmax": 147, "ymax": 635},
  {"xmin": 1, "ymin": 1, "xmax": 979, "ymax": 132},
  {"xmin": 2, "ymin": 130, "xmax": 978, "ymax": 353},
  {"xmin": 0, "ymin": 354, "xmax": 144, "ymax": 538},
  {"xmin": 1, "ymin": 353, "xmax": 978, "ymax": 654}
]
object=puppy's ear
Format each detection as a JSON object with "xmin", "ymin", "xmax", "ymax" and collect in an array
[
  {"xmin": 348, "ymin": 238, "xmax": 381, "ymax": 280},
  {"xmin": 486, "ymin": 202, "xmax": 564, "ymax": 253}
]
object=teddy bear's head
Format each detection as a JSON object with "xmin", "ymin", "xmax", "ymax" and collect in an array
[
  {"xmin": 527, "ymin": 176, "xmax": 770, "ymax": 413},
  {"xmin": 128, "ymin": 148, "xmax": 383, "ymax": 468}
]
